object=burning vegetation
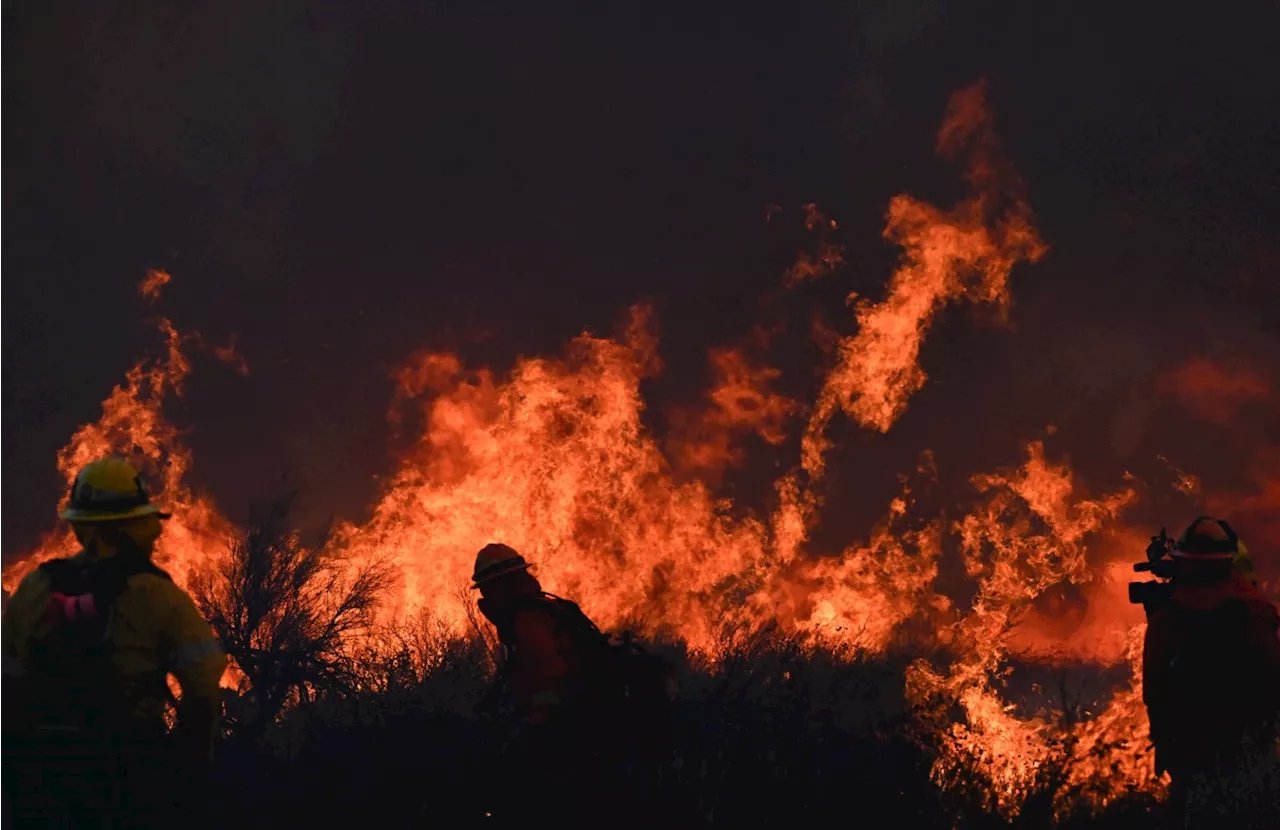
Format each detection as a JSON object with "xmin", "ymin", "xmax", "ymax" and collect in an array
[{"xmin": 4, "ymin": 82, "xmax": 1272, "ymax": 825}]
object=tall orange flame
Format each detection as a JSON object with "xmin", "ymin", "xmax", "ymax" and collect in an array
[
  {"xmin": 339, "ymin": 306, "xmax": 790, "ymax": 652},
  {"xmin": 2, "ymin": 273, "xmax": 234, "ymax": 594},
  {"xmin": 803, "ymin": 80, "xmax": 1047, "ymax": 476},
  {"xmin": 905, "ymin": 442, "xmax": 1148, "ymax": 814}
]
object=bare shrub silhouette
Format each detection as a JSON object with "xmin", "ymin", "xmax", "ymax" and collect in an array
[{"xmin": 191, "ymin": 493, "xmax": 395, "ymax": 742}]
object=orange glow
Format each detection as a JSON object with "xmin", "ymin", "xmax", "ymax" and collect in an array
[
  {"xmin": 905, "ymin": 443, "xmax": 1149, "ymax": 814},
  {"xmin": 1, "ymin": 273, "xmax": 237, "ymax": 684},
  {"xmin": 138, "ymin": 268, "xmax": 172, "ymax": 301},
  {"xmin": 1161, "ymin": 356, "xmax": 1280, "ymax": 557},
  {"xmin": 5, "ymin": 84, "xmax": 1209, "ymax": 818},
  {"xmin": 783, "ymin": 203, "xmax": 845, "ymax": 286},
  {"xmin": 336, "ymin": 306, "xmax": 785, "ymax": 652},
  {"xmin": 1, "ymin": 308, "xmax": 232, "ymax": 594},
  {"xmin": 1155, "ymin": 454, "xmax": 1202, "ymax": 496},
  {"xmin": 1158, "ymin": 355, "xmax": 1270, "ymax": 424},
  {"xmin": 666, "ymin": 345, "xmax": 799, "ymax": 483}
]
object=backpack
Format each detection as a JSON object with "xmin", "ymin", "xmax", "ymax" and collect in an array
[
  {"xmin": 23, "ymin": 554, "xmax": 173, "ymax": 734},
  {"xmin": 517, "ymin": 592, "xmax": 679, "ymax": 718}
]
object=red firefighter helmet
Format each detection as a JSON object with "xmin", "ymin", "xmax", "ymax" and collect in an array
[{"xmin": 1171, "ymin": 516, "xmax": 1238, "ymax": 560}]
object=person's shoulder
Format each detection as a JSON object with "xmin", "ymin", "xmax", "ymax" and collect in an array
[
  {"xmin": 512, "ymin": 595, "xmax": 557, "ymax": 622},
  {"xmin": 514, "ymin": 595, "xmax": 579, "ymax": 632},
  {"xmin": 1241, "ymin": 592, "xmax": 1280, "ymax": 627},
  {"xmin": 1222, "ymin": 576, "xmax": 1278, "ymax": 613},
  {"xmin": 17, "ymin": 563, "xmax": 57, "ymax": 589},
  {"xmin": 126, "ymin": 561, "xmax": 174, "ymax": 585},
  {"xmin": 126, "ymin": 565, "xmax": 192, "ymax": 608},
  {"xmin": 3, "ymin": 567, "xmax": 54, "ymax": 613}
]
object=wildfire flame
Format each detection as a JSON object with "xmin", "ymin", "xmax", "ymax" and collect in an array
[
  {"xmin": 666, "ymin": 340, "xmax": 799, "ymax": 484},
  {"xmin": 1, "ymin": 276, "xmax": 233, "ymax": 595},
  {"xmin": 139, "ymin": 267, "xmax": 172, "ymax": 301},
  {"xmin": 802, "ymin": 80, "xmax": 1047, "ymax": 476},
  {"xmin": 6, "ymin": 83, "xmax": 1211, "ymax": 817},
  {"xmin": 340, "ymin": 308, "xmax": 787, "ymax": 652},
  {"xmin": 904, "ymin": 442, "xmax": 1154, "ymax": 814},
  {"xmin": 783, "ymin": 202, "xmax": 845, "ymax": 286}
]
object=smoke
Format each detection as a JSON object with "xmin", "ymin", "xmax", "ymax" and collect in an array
[
  {"xmin": 74, "ymin": 2, "xmax": 351, "ymax": 272},
  {"xmin": 834, "ymin": 0, "xmax": 947, "ymax": 142},
  {"xmin": 1158, "ymin": 356, "xmax": 1271, "ymax": 424},
  {"xmin": 1156, "ymin": 354, "xmax": 1280, "ymax": 570}
]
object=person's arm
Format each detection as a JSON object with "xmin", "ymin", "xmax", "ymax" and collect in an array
[
  {"xmin": 159, "ymin": 583, "xmax": 227, "ymax": 770},
  {"xmin": 0, "ymin": 571, "xmax": 53, "ymax": 732},
  {"xmin": 2, "ymin": 569, "xmax": 54, "ymax": 669}
]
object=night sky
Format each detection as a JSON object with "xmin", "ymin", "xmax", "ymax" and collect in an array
[{"xmin": 5, "ymin": 1, "xmax": 1279, "ymax": 570}]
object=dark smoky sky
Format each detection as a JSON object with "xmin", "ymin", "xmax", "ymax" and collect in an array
[{"xmin": 5, "ymin": 1, "xmax": 1279, "ymax": 567}]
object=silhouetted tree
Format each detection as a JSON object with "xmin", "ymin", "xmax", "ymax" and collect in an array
[{"xmin": 192, "ymin": 493, "xmax": 395, "ymax": 742}]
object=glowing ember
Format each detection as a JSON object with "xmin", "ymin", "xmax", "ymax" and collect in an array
[
  {"xmin": 139, "ymin": 267, "xmax": 172, "ymax": 301},
  {"xmin": 783, "ymin": 203, "xmax": 845, "ymax": 286},
  {"xmin": 1157, "ymin": 454, "xmax": 1202, "ymax": 496}
]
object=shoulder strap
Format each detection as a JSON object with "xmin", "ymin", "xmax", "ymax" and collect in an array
[
  {"xmin": 39, "ymin": 555, "xmax": 172, "ymax": 622},
  {"xmin": 38, "ymin": 554, "xmax": 170, "ymax": 584},
  {"xmin": 541, "ymin": 593, "xmax": 607, "ymax": 633},
  {"xmin": 516, "ymin": 592, "xmax": 611, "ymax": 653}
]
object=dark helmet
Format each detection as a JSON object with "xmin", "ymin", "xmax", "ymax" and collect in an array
[
  {"xmin": 471, "ymin": 543, "xmax": 533, "ymax": 588},
  {"xmin": 1172, "ymin": 516, "xmax": 1238, "ymax": 560}
]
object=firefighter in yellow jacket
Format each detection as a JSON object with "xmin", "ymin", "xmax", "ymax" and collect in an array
[{"xmin": 2, "ymin": 457, "xmax": 227, "ymax": 829}]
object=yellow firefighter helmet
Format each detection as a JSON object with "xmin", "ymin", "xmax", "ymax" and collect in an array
[{"xmin": 59, "ymin": 457, "xmax": 170, "ymax": 523}]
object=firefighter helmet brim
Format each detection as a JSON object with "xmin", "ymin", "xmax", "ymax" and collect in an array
[
  {"xmin": 471, "ymin": 543, "xmax": 533, "ymax": 587},
  {"xmin": 59, "ymin": 458, "xmax": 172, "ymax": 523}
]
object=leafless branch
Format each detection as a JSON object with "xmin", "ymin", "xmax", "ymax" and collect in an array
[{"xmin": 192, "ymin": 492, "xmax": 395, "ymax": 738}]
